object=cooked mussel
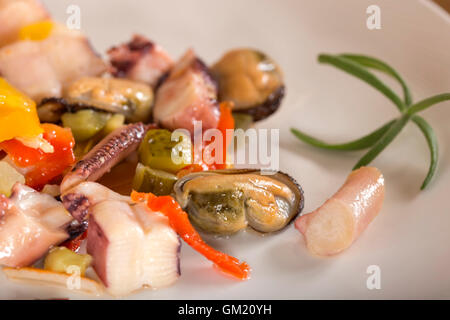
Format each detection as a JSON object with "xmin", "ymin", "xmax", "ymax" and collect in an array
[
  {"xmin": 211, "ymin": 49, "xmax": 284, "ymax": 121},
  {"xmin": 38, "ymin": 77, "xmax": 154, "ymax": 123},
  {"xmin": 174, "ymin": 169, "xmax": 303, "ymax": 234}
]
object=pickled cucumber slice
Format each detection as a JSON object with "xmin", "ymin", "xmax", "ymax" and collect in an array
[
  {"xmin": 0, "ymin": 161, "xmax": 25, "ymax": 197},
  {"xmin": 138, "ymin": 129, "xmax": 192, "ymax": 174},
  {"xmin": 73, "ymin": 113, "xmax": 126, "ymax": 158},
  {"xmin": 61, "ymin": 110, "xmax": 110, "ymax": 142},
  {"xmin": 99, "ymin": 113, "xmax": 125, "ymax": 137},
  {"xmin": 132, "ymin": 163, "xmax": 177, "ymax": 196}
]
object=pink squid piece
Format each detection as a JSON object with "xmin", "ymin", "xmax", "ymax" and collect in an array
[{"xmin": 295, "ymin": 167, "xmax": 385, "ymax": 256}]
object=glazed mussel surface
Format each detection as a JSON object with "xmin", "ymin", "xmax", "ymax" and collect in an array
[
  {"xmin": 211, "ymin": 49, "xmax": 284, "ymax": 121},
  {"xmin": 174, "ymin": 169, "xmax": 304, "ymax": 234},
  {"xmin": 38, "ymin": 77, "xmax": 154, "ymax": 123}
]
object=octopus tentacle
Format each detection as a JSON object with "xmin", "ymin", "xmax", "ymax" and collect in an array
[{"xmin": 60, "ymin": 122, "xmax": 148, "ymax": 193}]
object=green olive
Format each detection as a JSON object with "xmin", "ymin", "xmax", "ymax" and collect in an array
[
  {"xmin": 44, "ymin": 247, "xmax": 92, "ymax": 276},
  {"xmin": 61, "ymin": 109, "xmax": 110, "ymax": 142},
  {"xmin": 132, "ymin": 163, "xmax": 177, "ymax": 196},
  {"xmin": 138, "ymin": 129, "xmax": 192, "ymax": 174}
]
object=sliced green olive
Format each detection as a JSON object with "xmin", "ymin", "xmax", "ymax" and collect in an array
[
  {"xmin": 187, "ymin": 190, "xmax": 247, "ymax": 234},
  {"xmin": 138, "ymin": 129, "xmax": 192, "ymax": 174},
  {"xmin": 61, "ymin": 109, "xmax": 110, "ymax": 142},
  {"xmin": 132, "ymin": 163, "xmax": 177, "ymax": 196},
  {"xmin": 44, "ymin": 247, "xmax": 92, "ymax": 276}
]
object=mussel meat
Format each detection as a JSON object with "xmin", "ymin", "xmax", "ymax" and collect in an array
[
  {"xmin": 211, "ymin": 49, "xmax": 284, "ymax": 121},
  {"xmin": 174, "ymin": 169, "xmax": 304, "ymax": 234},
  {"xmin": 38, "ymin": 77, "xmax": 154, "ymax": 123}
]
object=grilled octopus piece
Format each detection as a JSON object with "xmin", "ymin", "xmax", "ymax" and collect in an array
[
  {"xmin": 0, "ymin": 183, "xmax": 73, "ymax": 267},
  {"xmin": 0, "ymin": 0, "xmax": 50, "ymax": 48},
  {"xmin": 108, "ymin": 34, "xmax": 173, "ymax": 88},
  {"xmin": 153, "ymin": 49, "xmax": 220, "ymax": 135}
]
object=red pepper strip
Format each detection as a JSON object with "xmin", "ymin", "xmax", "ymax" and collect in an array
[
  {"xmin": 131, "ymin": 191, "xmax": 251, "ymax": 280},
  {"xmin": 210, "ymin": 102, "xmax": 235, "ymax": 170},
  {"xmin": 61, "ymin": 230, "xmax": 88, "ymax": 252},
  {"xmin": 0, "ymin": 124, "xmax": 75, "ymax": 189},
  {"xmin": 177, "ymin": 163, "xmax": 210, "ymax": 179}
]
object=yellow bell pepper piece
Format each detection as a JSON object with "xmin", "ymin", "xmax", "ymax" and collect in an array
[
  {"xmin": 0, "ymin": 78, "xmax": 43, "ymax": 142},
  {"xmin": 18, "ymin": 20, "xmax": 54, "ymax": 41}
]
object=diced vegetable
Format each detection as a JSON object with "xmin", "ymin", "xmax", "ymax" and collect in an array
[
  {"xmin": 61, "ymin": 109, "xmax": 110, "ymax": 142},
  {"xmin": 0, "ymin": 161, "xmax": 25, "ymax": 197},
  {"xmin": 138, "ymin": 129, "xmax": 192, "ymax": 174},
  {"xmin": 0, "ymin": 123, "xmax": 75, "ymax": 188},
  {"xmin": 0, "ymin": 78, "xmax": 43, "ymax": 143},
  {"xmin": 132, "ymin": 163, "xmax": 177, "ymax": 196},
  {"xmin": 73, "ymin": 114, "xmax": 126, "ymax": 158},
  {"xmin": 18, "ymin": 20, "xmax": 54, "ymax": 41},
  {"xmin": 44, "ymin": 246, "xmax": 92, "ymax": 276},
  {"xmin": 100, "ymin": 113, "xmax": 126, "ymax": 136}
]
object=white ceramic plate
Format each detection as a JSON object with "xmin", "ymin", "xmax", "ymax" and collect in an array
[{"xmin": 1, "ymin": 0, "xmax": 449, "ymax": 299}]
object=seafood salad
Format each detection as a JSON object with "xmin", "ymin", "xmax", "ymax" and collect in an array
[{"xmin": 0, "ymin": 0, "xmax": 396, "ymax": 298}]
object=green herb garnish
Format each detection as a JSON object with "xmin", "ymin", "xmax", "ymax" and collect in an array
[{"xmin": 291, "ymin": 54, "xmax": 450, "ymax": 190}]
